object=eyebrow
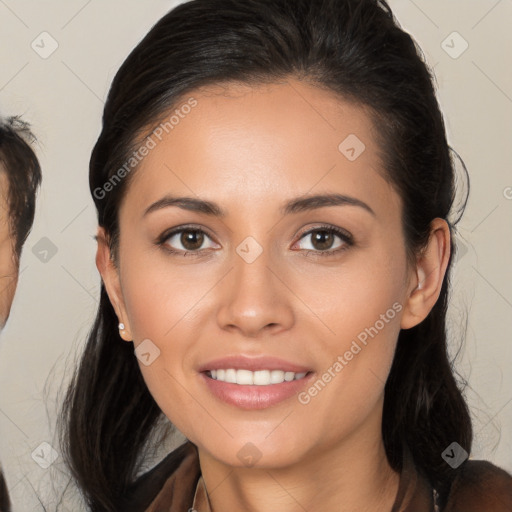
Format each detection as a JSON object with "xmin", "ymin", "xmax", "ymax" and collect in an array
[{"xmin": 143, "ymin": 192, "xmax": 376, "ymax": 218}]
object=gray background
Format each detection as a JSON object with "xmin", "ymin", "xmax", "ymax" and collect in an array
[{"xmin": 0, "ymin": 0, "xmax": 511, "ymax": 509}]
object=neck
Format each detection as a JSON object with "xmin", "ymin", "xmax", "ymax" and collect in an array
[{"xmin": 197, "ymin": 402, "xmax": 400, "ymax": 512}]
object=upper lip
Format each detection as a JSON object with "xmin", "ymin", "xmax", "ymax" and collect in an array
[{"xmin": 198, "ymin": 355, "xmax": 312, "ymax": 373}]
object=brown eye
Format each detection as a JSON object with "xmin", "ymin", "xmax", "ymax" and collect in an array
[
  {"xmin": 160, "ymin": 226, "xmax": 218, "ymax": 256},
  {"xmin": 295, "ymin": 225, "xmax": 353, "ymax": 257},
  {"xmin": 179, "ymin": 230, "xmax": 205, "ymax": 251},
  {"xmin": 310, "ymin": 230, "xmax": 336, "ymax": 251}
]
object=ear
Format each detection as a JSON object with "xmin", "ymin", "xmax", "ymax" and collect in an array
[
  {"xmin": 96, "ymin": 227, "xmax": 133, "ymax": 342},
  {"xmin": 400, "ymin": 218, "xmax": 451, "ymax": 330}
]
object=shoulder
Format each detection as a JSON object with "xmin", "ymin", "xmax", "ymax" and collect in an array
[{"xmin": 444, "ymin": 459, "xmax": 512, "ymax": 511}]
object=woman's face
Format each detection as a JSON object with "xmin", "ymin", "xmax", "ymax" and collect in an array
[{"xmin": 104, "ymin": 79, "xmax": 423, "ymax": 468}]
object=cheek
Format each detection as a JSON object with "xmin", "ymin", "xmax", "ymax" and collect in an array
[
  {"xmin": 293, "ymin": 245, "xmax": 407, "ymax": 344},
  {"xmin": 120, "ymin": 249, "xmax": 208, "ymax": 340},
  {"xmin": 119, "ymin": 254, "xmax": 216, "ymax": 397},
  {"xmin": 119, "ymin": 259, "xmax": 202, "ymax": 424},
  {"xmin": 293, "ymin": 247, "xmax": 406, "ymax": 410}
]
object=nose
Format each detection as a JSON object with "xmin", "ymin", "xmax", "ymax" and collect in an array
[{"xmin": 216, "ymin": 245, "xmax": 295, "ymax": 338}]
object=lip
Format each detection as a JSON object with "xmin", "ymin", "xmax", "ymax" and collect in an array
[
  {"xmin": 197, "ymin": 355, "xmax": 315, "ymax": 410},
  {"xmin": 197, "ymin": 355, "xmax": 312, "ymax": 373},
  {"xmin": 200, "ymin": 371, "xmax": 315, "ymax": 409}
]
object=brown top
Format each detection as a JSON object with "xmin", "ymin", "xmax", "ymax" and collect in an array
[{"xmin": 126, "ymin": 442, "xmax": 512, "ymax": 512}]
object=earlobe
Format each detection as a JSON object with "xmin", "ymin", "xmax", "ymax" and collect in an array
[
  {"xmin": 400, "ymin": 219, "xmax": 451, "ymax": 330},
  {"xmin": 95, "ymin": 227, "xmax": 133, "ymax": 342},
  {"xmin": 118, "ymin": 322, "xmax": 133, "ymax": 342}
]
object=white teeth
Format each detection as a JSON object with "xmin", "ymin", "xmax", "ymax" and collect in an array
[
  {"xmin": 236, "ymin": 369, "xmax": 254, "ymax": 385},
  {"xmin": 253, "ymin": 370, "xmax": 270, "ymax": 385},
  {"xmin": 208, "ymin": 368, "xmax": 308, "ymax": 385},
  {"xmin": 225, "ymin": 369, "xmax": 237, "ymax": 383},
  {"xmin": 270, "ymin": 370, "xmax": 285, "ymax": 384}
]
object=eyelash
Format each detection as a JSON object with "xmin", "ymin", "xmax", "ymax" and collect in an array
[{"xmin": 156, "ymin": 223, "xmax": 354, "ymax": 259}]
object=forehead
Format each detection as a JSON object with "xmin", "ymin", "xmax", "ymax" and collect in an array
[{"xmin": 122, "ymin": 78, "xmax": 397, "ymax": 217}]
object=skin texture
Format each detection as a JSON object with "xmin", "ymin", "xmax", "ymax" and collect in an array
[
  {"xmin": 0, "ymin": 169, "xmax": 17, "ymax": 330},
  {"xmin": 98, "ymin": 78, "xmax": 450, "ymax": 512}
]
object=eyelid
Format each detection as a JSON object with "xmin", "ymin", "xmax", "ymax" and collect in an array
[{"xmin": 296, "ymin": 223, "xmax": 353, "ymax": 244}]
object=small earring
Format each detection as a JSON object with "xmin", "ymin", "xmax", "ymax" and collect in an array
[{"xmin": 119, "ymin": 322, "xmax": 125, "ymax": 330}]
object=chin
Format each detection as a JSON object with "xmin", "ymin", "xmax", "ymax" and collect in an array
[{"xmin": 196, "ymin": 432, "xmax": 311, "ymax": 470}]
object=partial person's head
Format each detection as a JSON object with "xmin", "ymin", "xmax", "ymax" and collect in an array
[
  {"xmin": 62, "ymin": 1, "xmax": 471, "ymax": 510},
  {"xmin": 0, "ymin": 116, "xmax": 42, "ymax": 329}
]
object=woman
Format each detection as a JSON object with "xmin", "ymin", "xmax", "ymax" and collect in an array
[{"xmin": 60, "ymin": 0, "xmax": 512, "ymax": 510}]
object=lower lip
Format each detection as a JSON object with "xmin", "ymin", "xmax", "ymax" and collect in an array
[{"xmin": 200, "ymin": 372, "xmax": 314, "ymax": 410}]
